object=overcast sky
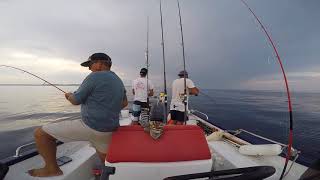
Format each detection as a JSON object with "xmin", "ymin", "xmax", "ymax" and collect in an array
[{"xmin": 0, "ymin": 0, "xmax": 319, "ymax": 92}]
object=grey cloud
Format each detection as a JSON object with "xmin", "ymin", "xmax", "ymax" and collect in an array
[{"xmin": 0, "ymin": 0, "xmax": 319, "ymax": 91}]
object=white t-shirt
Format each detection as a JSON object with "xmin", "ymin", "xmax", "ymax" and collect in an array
[
  {"xmin": 170, "ymin": 78, "xmax": 195, "ymax": 112},
  {"xmin": 132, "ymin": 77, "xmax": 154, "ymax": 102}
]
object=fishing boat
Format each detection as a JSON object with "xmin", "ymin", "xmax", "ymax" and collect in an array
[
  {"xmin": 0, "ymin": 107, "xmax": 312, "ymax": 180},
  {"xmin": 0, "ymin": 0, "xmax": 318, "ymax": 179}
]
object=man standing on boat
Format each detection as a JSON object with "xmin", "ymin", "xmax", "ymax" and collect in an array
[
  {"xmin": 28, "ymin": 52, "xmax": 128, "ymax": 177},
  {"xmin": 131, "ymin": 68, "xmax": 154, "ymax": 125},
  {"xmin": 169, "ymin": 70, "xmax": 199, "ymax": 125}
]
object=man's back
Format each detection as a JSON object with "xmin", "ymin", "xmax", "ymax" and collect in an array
[
  {"xmin": 170, "ymin": 78, "xmax": 195, "ymax": 112},
  {"xmin": 132, "ymin": 77, "xmax": 153, "ymax": 102},
  {"xmin": 74, "ymin": 71, "xmax": 125, "ymax": 132}
]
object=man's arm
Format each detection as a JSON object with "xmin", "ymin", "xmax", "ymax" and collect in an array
[
  {"xmin": 122, "ymin": 94, "xmax": 128, "ymax": 109},
  {"xmin": 65, "ymin": 92, "xmax": 80, "ymax": 105},
  {"xmin": 148, "ymin": 89, "xmax": 154, "ymax": 97},
  {"xmin": 187, "ymin": 79, "xmax": 199, "ymax": 96},
  {"xmin": 189, "ymin": 87, "xmax": 199, "ymax": 96},
  {"xmin": 148, "ymin": 81, "xmax": 155, "ymax": 97},
  {"xmin": 132, "ymin": 80, "xmax": 135, "ymax": 95}
]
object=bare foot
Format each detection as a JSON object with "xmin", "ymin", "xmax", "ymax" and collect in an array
[{"xmin": 28, "ymin": 167, "xmax": 63, "ymax": 177}]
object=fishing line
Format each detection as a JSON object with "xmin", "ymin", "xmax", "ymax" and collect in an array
[
  {"xmin": 198, "ymin": 90, "xmax": 216, "ymax": 104},
  {"xmin": 0, "ymin": 65, "xmax": 66, "ymax": 93},
  {"xmin": 240, "ymin": 1, "xmax": 293, "ymax": 179}
]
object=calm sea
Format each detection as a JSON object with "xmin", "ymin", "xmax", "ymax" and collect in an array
[{"xmin": 0, "ymin": 86, "xmax": 319, "ymax": 167}]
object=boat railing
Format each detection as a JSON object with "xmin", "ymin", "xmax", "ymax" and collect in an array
[
  {"xmin": 232, "ymin": 129, "xmax": 287, "ymax": 146},
  {"xmin": 14, "ymin": 142, "xmax": 36, "ymax": 157},
  {"xmin": 0, "ymin": 141, "xmax": 63, "ymax": 166},
  {"xmin": 189, "ymin": 109, "xmax": 300, "ymax": 155},
  {"xmin": 230, "ymin": 129, "xmax": 300, "ymax": 156},
  {"xmin": 230, "ymin": 129, "xmax": 301, "ymax": 176},
  {"xmin": 189, "ymin": 109, "xmax": 208, "ymax": 121}
]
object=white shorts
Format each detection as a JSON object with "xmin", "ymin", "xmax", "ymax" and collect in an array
[{"xmin": 42, "ymin": 119, "xmax": 112, "ymax": 153}]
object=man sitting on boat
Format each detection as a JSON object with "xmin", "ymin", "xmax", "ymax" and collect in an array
[
  {"xmin": 169, "ymin": 70, "xmax": 199, "ymax": 125},
  {"xmin": 131, "ymin": 68, "xmax": 154, "ymax": 125},
  {"xmin": 28, "ymin": 52, "xmax": 128, "ymax": 177}
]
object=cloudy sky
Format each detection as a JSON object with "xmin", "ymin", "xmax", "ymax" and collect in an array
[{"xmin": 0, "ymin": 0, "xmax": 319, "ymax": 92}]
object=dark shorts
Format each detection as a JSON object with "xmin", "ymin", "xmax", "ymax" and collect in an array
[
  {"xmin": 170, "ymin": 110, "xmax": 188, "ymax": 122},
  {"xmin": 133, "ymin": 101, "xmax": 149, "ymax": 108}
]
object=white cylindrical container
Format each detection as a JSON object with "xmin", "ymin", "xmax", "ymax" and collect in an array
[
  {"xmin": 206, "ymin": 131, "xmax": 223, "ymax": 141},
  {"xmin": 239, "ymin": 144, "xmax": 282, "ymax": 156}
]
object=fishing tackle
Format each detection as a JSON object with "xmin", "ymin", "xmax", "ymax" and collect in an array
[
  {"xmin": 240, "ymin": 1, "xmax": 293, "ymax": 179},
  {"xmin": 0, "ymin": 65, "xmax": 66, "ymax": 93}
]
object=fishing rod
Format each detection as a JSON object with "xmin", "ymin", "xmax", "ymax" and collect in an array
[
  {"xmin": 159, "ymin": 0, "xmax": 168, "ymax": 120},
  {"xmin": 240, "ymin": 1, "xmax": 293, "ymax": 179},
  {"xmin": 145, "ymin": 16, "xmax": 150, "ymax": 106},
  {"xmin": 0, "ymin": 65, "xmax": 66, "ymax": 93},
  {"xmin": 176, "ymin": 0, "xmax": 188, "ymax": 122}
]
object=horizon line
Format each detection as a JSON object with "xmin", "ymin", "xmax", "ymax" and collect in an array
[{"xmin": 0, "ymin": 84, "xmax": 318, "ymax": 93}]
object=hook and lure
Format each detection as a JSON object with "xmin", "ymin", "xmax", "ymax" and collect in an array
[{"xmin": 0, "ymin": 65, "xmax": 66, "ymax": 93}]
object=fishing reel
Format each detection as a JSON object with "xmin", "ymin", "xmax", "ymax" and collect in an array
[
  {"xmin": 178, "ymin": 93, "xmax": 188, "ymax": 104},
  {"xmin": 281, "ymin": 146, "xmax": 300, "ymax": 160},
  {"xmin": 159, "ymin": 92, "xmax": 167, "ymax": 103}
]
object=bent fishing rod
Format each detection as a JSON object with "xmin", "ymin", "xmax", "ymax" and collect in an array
[
  {"xmin": 176, "ymin": 0, "xmax": 188, "ymax": 122},
  {"xmin": 240, "ymin": 1, "xmax": 293, "ymax": 179},
  {"xmin": 159, "ymin": 0, "xmax": 168, "ymax": 120},
  {"xmin": 0, "ymin": 65, "xmax": 66, "ymax": 93}
]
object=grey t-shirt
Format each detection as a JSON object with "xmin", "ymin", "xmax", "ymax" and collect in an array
[{"xmin": 73, "ymin": 71, "xmax": 126, "ymax": 132}]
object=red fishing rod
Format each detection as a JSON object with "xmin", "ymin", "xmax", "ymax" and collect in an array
[
  {"xmin": 0, "ymin": 65, "xmax": 66, "ymax": 93},
  {"xmin": 240, "ymin": 1, "xmax": 293, "ymax": 179}
]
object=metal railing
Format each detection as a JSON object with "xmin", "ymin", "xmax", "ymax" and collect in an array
[
  {"xmin": 189, "ymin": 109, "xmax": 301, "ymax": 157},
  {"xmin": 189, "ymin": 109, "xmax": 209, "ymax": 121},
  {"xmin": 230, "ymin": 129, "xmax": 300, "ymax": 156},
  {"xmin": 1, "ymin": 141, "xmax": 63, "ymax": 166},
  {"xmin": 14, "ymin": 142, "xmax": 36, "ymax": 157}
]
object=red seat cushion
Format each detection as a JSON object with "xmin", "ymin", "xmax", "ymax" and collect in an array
[{"xmin": 106, "ymin": 125, "xmax": 211, "ymax": 163}]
